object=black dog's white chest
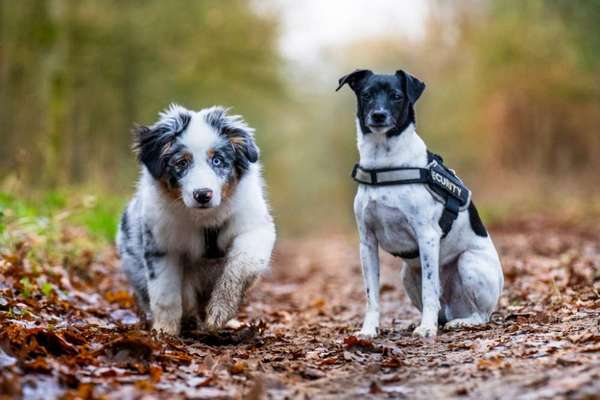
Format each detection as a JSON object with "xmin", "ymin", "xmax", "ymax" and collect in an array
[{"xmin": 364, "ymin": 194, "xmax": 420, "ymax": 259}]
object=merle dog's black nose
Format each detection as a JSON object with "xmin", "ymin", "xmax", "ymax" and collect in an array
[
  {"xmin": 371, "ymin": 111, "xmax": 388, "ymax": 124},
  {"xmin": 193, "ymin": 188, "xmax": 213, "ymax": 204}
]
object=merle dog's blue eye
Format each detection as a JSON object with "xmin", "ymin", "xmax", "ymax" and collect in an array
[{"xmin": 212, "ymin": 156, "xmax": 222, "ymax": 167}]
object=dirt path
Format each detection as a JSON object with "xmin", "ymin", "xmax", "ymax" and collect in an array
[{"xmin": 1, "ymin": 218, "xmax": 599, "ymax": 399}]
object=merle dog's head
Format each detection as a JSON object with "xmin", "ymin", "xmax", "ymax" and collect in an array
[
  {"xmin": 133, "ymin": 104, "xmax": 258, "ymax": 209},
  {"xmin": 336, "ymin": 69, "xmax": 425, "ymax": 136}
]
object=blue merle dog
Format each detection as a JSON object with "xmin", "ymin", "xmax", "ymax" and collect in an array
[{"xmin": 117, "ymin": 104, "xmax": 275, "ymax": 335}]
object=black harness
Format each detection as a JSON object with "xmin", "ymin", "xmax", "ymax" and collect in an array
[
  {"xmin": 351, "ymin": 151, "xmax": 471, "ymax": 238},
  {"xmin": 204, "ymin": 227, "xmax": 226, "ymax": 259}
]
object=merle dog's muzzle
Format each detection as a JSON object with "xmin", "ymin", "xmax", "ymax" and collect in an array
[{"xmin": 192, "ymin": 188, "xmax": 214, "ymax": 207}]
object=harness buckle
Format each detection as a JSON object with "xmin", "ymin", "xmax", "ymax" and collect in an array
[
  {"xmin": 351, "ymin": 164, "xmax": 358, "ymax": 179},
  {"xmin": 370, "ymin": 170, "xmax": 377, "ymax": 184}
]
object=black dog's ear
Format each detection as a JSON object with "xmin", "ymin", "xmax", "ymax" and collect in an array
[
  {"xmin": 336, "ymin": 69, "xmax": 373, "ymax": 92},
  {"xmin": 395, "ymin": 70, "xmax": 426, "ymax": 104}
]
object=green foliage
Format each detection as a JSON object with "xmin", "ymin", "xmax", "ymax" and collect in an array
[
  {"xmin": 0, "ymin": 190, "xmax": 124, "ymax": 244},
  {"xmin": 40, "ymin": 281, "xmax": 54, "ymax": 297},
  {"xmin": 69, "ymin": 194, "xmax": 123, "ymax": 241},
  {"xmin": 19, "ymin": 277, "xmax": 33, "ymax": 299},
  {"xmin": 467, "ymin": 0, "xmax": 600, "ymax": 174}
]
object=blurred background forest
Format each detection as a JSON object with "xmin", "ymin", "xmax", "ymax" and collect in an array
[{"xmin": 1, "ymin": 0, "xmax": 599, "ymax": 239}]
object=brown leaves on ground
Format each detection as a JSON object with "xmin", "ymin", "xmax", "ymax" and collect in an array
[{"xmin": 0, "ymin": 216, "xmax": 599, "ymax": 398}]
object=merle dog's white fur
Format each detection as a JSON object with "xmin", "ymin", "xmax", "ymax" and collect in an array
[
  {"xmin": 117, "ymin": 104, "xmax": 275, "ymax": 335},
  {"xmin": 339, "ymin": 70, "xmax": 504, "ymax": 338}
]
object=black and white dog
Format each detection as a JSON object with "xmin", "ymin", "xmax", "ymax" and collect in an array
[
  {"xmin": 117, "ymin": 104, "xmax": 275, "ymax": 335},
  {"xmin": 337, "ymin": 70, "xmax": 503, "ymax": 338}
]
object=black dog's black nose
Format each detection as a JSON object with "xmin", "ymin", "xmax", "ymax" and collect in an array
[
  {"xmin": 371, "ymin": 111, "xmax": 388, "ymax": 123},
  {"xmin": 193, "ymin": 188, "xmax": 213, "ymax": 204}
]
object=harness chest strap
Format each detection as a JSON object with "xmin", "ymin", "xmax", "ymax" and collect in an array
[
  {"xmin": 351, "ymin": 164, "xmax": 429, "ymax": 185},
  {"xmin": 351, "ymin": 151, "xmax": 471, "ymax": 238}
]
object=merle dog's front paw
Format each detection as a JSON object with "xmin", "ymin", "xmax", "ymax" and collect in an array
[
  {"xmin": 205, "ymin": 302, "xmax": 237, "ymax": 332},
  {"xmin": 413, "ymin": 324, "xmax": 437, "ymax": 338},
  {"xmin": 152, "ymin": 316, "xmax": 181, "ymax": 336}
]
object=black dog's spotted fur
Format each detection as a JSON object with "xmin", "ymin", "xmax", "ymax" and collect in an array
[{"xmin": 468, "ymin": 201, "xmax": 488, "ymax": 237}]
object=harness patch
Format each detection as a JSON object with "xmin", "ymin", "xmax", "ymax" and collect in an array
[
  {"xmin": 427, "ymin": 161, "xmax": 470, "ymax": 209},
  {"xmin": 432, "ymin": 170, "xmax": 462, "ymax": 198}
]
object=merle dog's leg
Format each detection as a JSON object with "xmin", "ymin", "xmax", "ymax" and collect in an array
[
  {"xmin": 120, "ymin": 252, "xmax": 151, "ymax": 316},
  {"xmin": 143, "ymin": 227, "xmax": 182, "ymax": 335},
  {"xmin": 206, "ymin": 225, "xmax": 275, "ymax": 331},
  {"xmin": 148, "ymin": 256, "xmax": 183, "ymax": 335},
  {"xmin": 357, "ymin": 226, "xmax": 381, "ymax": 338},
  {"xmin": 413, "ymin": 228, "xmax": 442, "ymax": 338}
]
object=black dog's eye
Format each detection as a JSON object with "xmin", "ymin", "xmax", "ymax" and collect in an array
[
  {"xmin": 391, "ymin": 92, "xmax": 404, "ymax": 101},
  {"xmin": 175, "ymin": 158, "xmax": 189, "ymax": 170},
  {"xmin": 212, "ymin": 156, "xmax": 223, "ymax": 167},
  {"xmin": 361, "ymin": 92, "xmax": 373, "ymax": 101}
]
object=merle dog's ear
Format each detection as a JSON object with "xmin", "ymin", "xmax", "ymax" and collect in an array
[
  {"xmin": 228, "ymin": 129, "xmax": 259, "ymax": 172},
  {"xmin": 132, "ymin": 124, "xmax": 173, "ymax": 179},
  {"xmin": 395, "ymin": 70, "xmax": 426, "ymax": 104},
  {"xmin": 336, "ymin": 69, "xmax": 373, "ymax": 92},
  {"xmin": 132, "ymin": 109, "xmax": 191, "ymax": 179},
  {"xmin": 205, "ymin": 107, "xmax": 258, "ymax": 173}
]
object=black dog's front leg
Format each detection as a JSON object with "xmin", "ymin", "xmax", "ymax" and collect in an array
[{"xmin": 413, "ymin": 228, "xmax": 441, "ymax": 338}]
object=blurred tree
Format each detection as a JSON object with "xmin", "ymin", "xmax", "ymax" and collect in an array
[
  {"xmin": 470, "ymin": 0, "xmax": 600, "ymax": 174},
  {"xmin": 0, "ymin": 0, "xmax": 285, "ymax": 188},
  {"xmin": 2, "ymin": 0, "xmax": 599, "ymax": 235}
]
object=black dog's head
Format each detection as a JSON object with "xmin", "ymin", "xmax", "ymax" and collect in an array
[{"xmin": 336, "ymin": 69, "xmax": 425, "ymax": 137}]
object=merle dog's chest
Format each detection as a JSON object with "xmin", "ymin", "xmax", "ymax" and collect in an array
[{"xmin": 158, "ymin": 223, "xmax": 229, "ymax": 263}]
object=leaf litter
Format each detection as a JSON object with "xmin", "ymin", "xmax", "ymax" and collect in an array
[{"xmin": 0, "ymin": 215, "xmax": 599, "ymax": 399}]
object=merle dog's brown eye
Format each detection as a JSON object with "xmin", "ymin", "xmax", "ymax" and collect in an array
[{"xmin": 175, "ymin": 159, "xmax": 189, "ymax": 169}]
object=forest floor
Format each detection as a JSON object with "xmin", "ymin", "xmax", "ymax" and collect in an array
[{"xmin": 0, "ymin": 216, "xmax": 599, "ymax": 399}]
